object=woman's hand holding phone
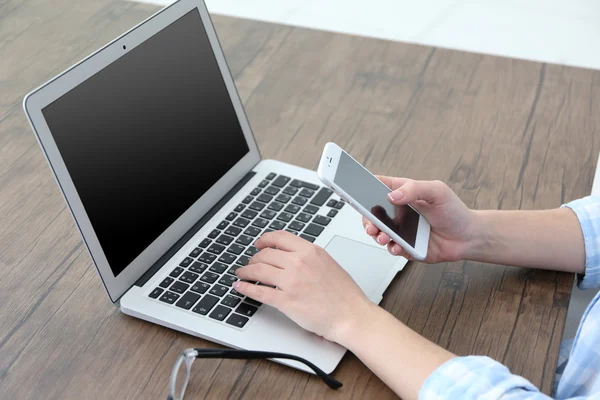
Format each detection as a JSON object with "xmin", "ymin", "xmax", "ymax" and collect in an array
[{"xmin": 364, "ymin": 177, "xmax": 477, "ymax": 263}]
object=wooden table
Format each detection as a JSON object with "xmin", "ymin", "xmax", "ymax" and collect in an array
[{"xmin": 2, "ymin": 0, "xmax": 599, "ymax": 398}]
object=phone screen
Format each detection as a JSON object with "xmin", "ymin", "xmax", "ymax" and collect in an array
[{"xmin": 334, "ymin": 152, "xmax": 419, "ymax": 247}]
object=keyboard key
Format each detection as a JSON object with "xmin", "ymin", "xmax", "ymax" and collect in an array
[
  {"xmin": 275, "ymin": 194, "xmax": 291, "ymax": 203},
  {"xmin": 298, "ymin": 188, "xmax": 315, "ymax": 198},
  {"xmin": 260, "ymin": 210, "xmax": 277, "ymax": 220},
  {"xmin": 258, "ymin": 180, "xmax": 269, "ymax": 188},
  {"xmin": 257, "ymin": 193, "xmax": 273, "ymax": 203},
  {"xmin": 149, "ymin": 287, "xmax": 164, "ymax": 299},
  {"xmin": 209, "ymin": 305, "xmax": 232, "ymax": 321},
  {"xmin": 304, "ymin": 223, "xmax": 324, "ymax": 237},
  {"xmin": 310, "ymin": 187, "xmax": 333, "ymax": 206},
  {"xmin": 233, "ymin": 217, "xmax": 250, "ymax": 228},
  {"xmin": 264, "ymin": 229, "xmax": 274, "ymax": 234},
  {"xmin": 313, "ymin": 215, "xmax": 332, "ymax": 226},
  {"xmin": 242, "ymin": 195, "xmax": 253, "ymax": 204},
  {"xmin": 236, "ymin": 302, "xmax": 259, "ymax": 317},
  {"xmin": 290, "ymin": 179, "xmax": 304, "ymax": 188},
  {"xmin": 226, "ymin": 212, "xmax": 237, "ymax": 221},
  {"xmin": 170, "ymin": 267, "xmax": 184, "ymax": 278},
  {"xmin": 289, "ymin": 221, "xmax": 305, "ymax": 231},
  {"xmin": 175, "ymin": 292, "xmax": 201, "ymax": 310},
  {"xmin": 180, "ymin": 271, "xmax": 199, "ymax": 284},
  {"xmin": 207, "ymin": 243, "xmax": 226, "ymax": 255},
  {"xmin": 199, "ymin": 238, "xmax": 211, "ymax": 248},
  {"xmin": 200, "ymin": 272, "xmax": 220, "ymax": 284},
  {"xmin": 198, "ymin": 252, "xmax": 217, "ymax": 264},
  {"xmin": 221, "ymin": 295, "xmax": 242, "ymax": 308},
  {"xmin": 191, "ymin": 282, "xmax": 210, "ymax": 294},
  {"xmin": 228, "ymin": 243, "xmax": 245, "ymax": 255},
  {"xmin": 230, "ymin": 287, "xmax": 244, "ymax": 297},
  {"xmin": 192, "ymin": 295, "xmax": 219, "ymax": 315},
  {"xmin": 217, "ymin": 220, "xmax": 229, "ymax": 230},
  {"xmin": 304, "ymin": 205, "xmax": 319, "ymax": 214},
  {"xmin": 208, "ymin": 229, "xmax": 220, "ymax": 239},
  {"xmin": 234, "ymin": 204, "xmax": 245, "ymax": 212},
  {"xmin": 245, "ymin": 298, "xmax": 262, "ymax": 307},
  {"xmin": 180, "ymin": 257, "xmax": 193, "ymax": 268},
  {"xmin": 264, "ymin": 186, "xmax": 280, "ymax": 196},
  {"xmin": 249, "ymin": 201, "xmax": 266, "ymax": 211},
  {"xmin": 244, "ymin": 226, "xmax": 261, "ymax": 237},
  {"xmin": 284, "ymin": 204, "xmax": 301, "ymax": 214},
  {"xmin": 296, "ymin": 212, "xmax": 311, "ymax": 223},
  {"xmin": 236, "ymin": 256, "xmax": 250, "ymax": 266},
  {"xmin": 327, "ymin": 209, "xmax": 338, "ymax": 218},
  {"xmin": 189, "ymin": 247, "xmax": 202, "ymax": 258},
  {"xmin": 277, "ymin": 212, "xmax": 293, "ymax": 222},
  {"xmin": 159, "ymin": 291, "xmax": 180, "ymax": 304},
  {"xmin": 252, "ymin": 218, "xmax": 268, "ymax": 228},
  {"xmin": 266, "ymin": 172, "xmax": 276, "ymax": 180},
  {"xmin": 227, "ymin": 265, "xmax": 241, "ymax": 275},
  {"xmin": 334, "ymin": 201, "xmax": 345, "ymax": 209},
  {"xmin": 244, "ymin": 246, "xmax": 259, "ymax": 256},
  {"xmin": 209, "ymin": 284, "xmax": 229, "ymax": 297},
  {"xmin": 209, "ymin": 262, "xmax": 228, "ymax": 274},
  {"xmin": 285, "ymin": 229, "xmax": 298, "ymax": 235},
  {"xmin": 250, "ymin": 187, "xmax": 261, "ymax": 196},
  {"xmin": 268, "ymin": 201, "xmax": 284, "ymax": 211},
  {"xmin": 225, "ymin": 226, "xmax": 242, "ymax": 236},
  {"xmin": 219, "ymin": 274, "xmax": 238, "ymax": 287},
  {"xmin": 159, "ymin": 277, "xmax": 174, "ymax": 288},
  {"xmin": 170, "ymin": 281, "xmax": 189, "ymax": 294},
  {"xmin": 269, "ymin": 220, "xmax": 286, "ymax": 230},
  {"xmin": 290, "ymin": 179, "xmax": 319, "ymax": 190},
  {"xmin": 241, "ymin": 209, "xmax": 258, "ymax": 219},
  {"xmin": 272, "ymin": 175, "xmax": 291, "ymax": 188},
  {"xmin": 327, "ymin": 199, "xmax": 338, "ymax": 208},
  {"xmin": 235, "ymin": 235, "xmax": 253, "ymax": 246},
  {"xmin": 216, "ymin": 234, "xmax": 234, "ymax": 246},
  {"xmin": 226, "ymin": 313, "xmax": 249, "ymax": 328},
  {"xmin": 292, "ymin": 196, "xmax": 307, "ymax": 206},
  {"xmin": 283, "ymin": 186, "xmax": 298, "ymax": 195},
  {"xmin": 189, "ymin": 262, "xmax": 208, "ymax": 274},
  {"xmin": 219, "ymin": 253, "xmax": 237, "ymax": 264},
  {"xmin": 300, "ymin": 234, "xmax": 316, "ymax": 243}
]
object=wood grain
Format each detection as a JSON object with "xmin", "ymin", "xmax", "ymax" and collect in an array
[{"xmin": 1, "ymin": 0, "xmax": 598, "ymax": 398}]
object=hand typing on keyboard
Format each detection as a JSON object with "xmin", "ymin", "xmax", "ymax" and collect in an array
[{"xmin": 233, "ymin": 231, "xmax": 371, "ymax": 343}]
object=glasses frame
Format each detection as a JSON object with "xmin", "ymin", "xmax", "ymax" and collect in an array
[{"xmin": 167, "ymin": 348, "xmax": 343, "ymax": 400}]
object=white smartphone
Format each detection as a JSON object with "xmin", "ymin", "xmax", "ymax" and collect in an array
[{"xmin": 317, "ymin": 142, "xmax": 430, "ymax": 260}]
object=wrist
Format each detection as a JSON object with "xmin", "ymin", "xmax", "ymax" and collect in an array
[
  {"xmin": 461, "ymin": 210, "xmax": 492, "ymax": 261},
  {"xmin": 329, "ymin": 299, "xmax": 381, "ymax": 349}
]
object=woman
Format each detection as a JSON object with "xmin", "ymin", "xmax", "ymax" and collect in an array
[{"xmin": 232, "ymin": 176, "xmax": 599, "ymax": 399}]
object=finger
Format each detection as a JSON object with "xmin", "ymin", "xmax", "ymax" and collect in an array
[
  {"xmin": 232, "ymin": 280, "xmax": 282, "ymax": 307},
  {"xmin": 366, "ymin": 222, "xmax": 380, "ymax": 236},
  {"xmin": 376, "ymin": 231, "xmax": 391, "ymax": 246},
  {"xmin": 387, "ymin": 241, "xmax": 406, "ymax": 257},
  {"xmin": 388, "ymin": 179, "xmax": 445, "ymax": 206},
  {"xmin": 376, "ymin": 176, "xmax": 410, "ymax": 190},
  {"xmin": 255, "ymin": 230, "xmax": 311, "ymax": 252},
  {"xmin": 250, "ymin": 247, "xmax": 290, "ymax": 270},
  {"xmin": 235, "ymin": 263, "xmax": 283, "ymax": 288}
]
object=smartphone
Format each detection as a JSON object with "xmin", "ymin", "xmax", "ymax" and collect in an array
[{"xmin": 317, "ymin": 142, "xmax": 430, "ymax": 260}]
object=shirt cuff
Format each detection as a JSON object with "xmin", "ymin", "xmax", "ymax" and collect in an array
[
  {"xmin": 420, "ymin": 356, "xmax": 539, "ymax": 400},
  {"xmin": 562, "ymin": 196, "xmax": 600, "ymax": 290}
]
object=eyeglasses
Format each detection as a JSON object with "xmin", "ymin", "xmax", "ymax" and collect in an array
[{"xmin": 167, "ymin": 348, "xmax": 343, "ymax": 400}]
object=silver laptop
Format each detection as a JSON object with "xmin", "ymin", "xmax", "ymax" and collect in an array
[{"xmin": 23, "ymin": 0, "xmax": 406, "ymax": 374}]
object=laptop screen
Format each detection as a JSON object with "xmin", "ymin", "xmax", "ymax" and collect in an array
[{"xmin": 42, "ymin": 10, "xmax": 250, "ymax": 277}]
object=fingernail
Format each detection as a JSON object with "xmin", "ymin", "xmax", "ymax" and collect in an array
[
  {"xmin": 233, "ymin": 281, "xmax": 240, "ymax": 289},
  {"xmin": 388, "ymin": 190, "xmax": 404, "ymax": 201},
  {"xmin": 377, "ymin": 234, "xmax": 385, "ymax": 244},
  {"xmin": 364, "ymin": 224, "xmax": 369, "ymax": 232},
  {"xmin": 391, "ymin": 245, "xmax": 400, "ymax": 255}
]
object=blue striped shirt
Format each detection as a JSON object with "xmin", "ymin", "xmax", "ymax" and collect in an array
[{"xmin": 420, "ymin": 196, "xmax": 600, "ymax": 400}]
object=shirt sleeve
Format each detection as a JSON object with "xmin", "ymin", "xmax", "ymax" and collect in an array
[
  {"xmin": 420, "ymin": 356, "xmax": 574, "ymax": 400},
  {"xmin": 562, "ymin": 196, "xmax": 600, "ymax": 290}
]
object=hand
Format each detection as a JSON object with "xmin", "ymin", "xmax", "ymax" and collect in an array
[
  {"xmin": 363, "ymin": 177, "xmax": 476, "ymax": 263},
  {"xmin": 233, "ymin": 231, "xmax": 372, "ymax": 343}
]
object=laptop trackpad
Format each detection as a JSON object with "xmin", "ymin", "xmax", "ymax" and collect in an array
[{"xmin": 324, "ymin": 236, "xmax": 397, "ymax": 299}]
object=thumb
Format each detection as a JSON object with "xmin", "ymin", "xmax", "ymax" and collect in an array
[{"xmin": 387, "ymin": 179, "xmax": 444, "ymax": 206}]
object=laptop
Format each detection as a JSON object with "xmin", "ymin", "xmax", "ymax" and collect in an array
[{"xmin": 23, "ymin": 0, "xmax": 407, "ymax": 374}]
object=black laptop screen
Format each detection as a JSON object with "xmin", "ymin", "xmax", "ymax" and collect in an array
[{"xmin": 42, "ymin": 10, "xmax": 250, "ymax": 276}]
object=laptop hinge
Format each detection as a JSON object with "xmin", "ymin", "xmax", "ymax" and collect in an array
[{"xmin": 134, "ymin": 171, "xmax": 256, "ymax": 288}]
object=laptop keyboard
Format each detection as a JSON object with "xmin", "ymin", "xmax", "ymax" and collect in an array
[{"xmin": 147, "ymin": 173, "xmax": 345, "ymax": 329}]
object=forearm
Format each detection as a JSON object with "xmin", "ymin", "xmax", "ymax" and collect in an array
[
  {"xmin": 336, "ymin": 303, "xmax": 455, "ymax": 400},
  {"xmin": 464, "ymin": 208, "xmax": 585, "ymax": 274}
]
